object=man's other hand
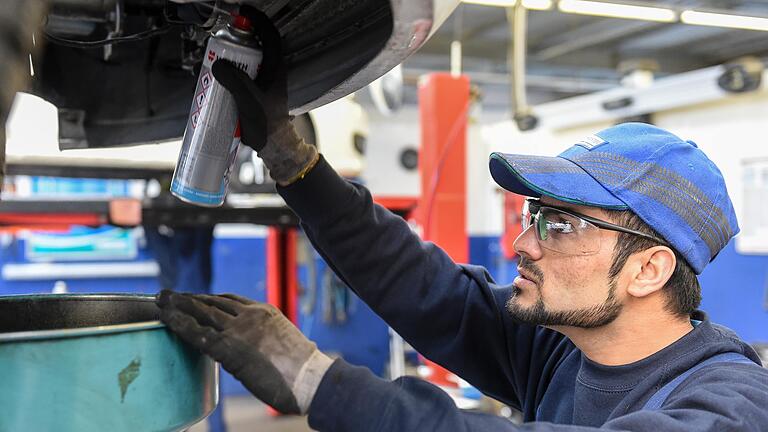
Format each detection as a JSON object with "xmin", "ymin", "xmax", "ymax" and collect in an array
[{"xmin": 157, "ymin": 290, "xmax": 333, "ymax": 415}]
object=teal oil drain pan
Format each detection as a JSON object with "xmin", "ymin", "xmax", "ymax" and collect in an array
[{"xmin": 0, "ymin": 294, "xmax": 218, "ymax": 432}]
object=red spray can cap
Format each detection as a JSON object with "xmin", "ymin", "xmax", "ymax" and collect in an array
[{"xmin": 232, "ymin": 14, "xmax": 252, "ymax": 31}]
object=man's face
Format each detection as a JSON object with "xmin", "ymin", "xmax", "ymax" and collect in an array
[{"xmin": 507, "ymin": 197, "xmax": 624, "ymax": 328}]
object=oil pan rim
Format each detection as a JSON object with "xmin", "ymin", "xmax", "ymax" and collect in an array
[{"xmin": 0, "ymin": 293, "xmax": 165, "ymax": 342}]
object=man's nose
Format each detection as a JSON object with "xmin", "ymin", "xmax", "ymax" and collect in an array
[{"xmin": 514, "ymin": 225, "xmax": 543, "ymax": 260}]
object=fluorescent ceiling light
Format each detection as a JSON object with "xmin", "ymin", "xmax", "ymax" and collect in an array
[
  {"xmin": 461, "ymin": 0, "xmax": 768, "ymax": 33},
  {"xmin": 558, "ymin": 0, "xmax": 676, "ymax": 22},
  {"xmin": 681, "ymin": 10, "xmax": 768, "ymax": 32},
  {"xmin": 461, "ymin": 0, "xmax": 553, "ymax": 9}
]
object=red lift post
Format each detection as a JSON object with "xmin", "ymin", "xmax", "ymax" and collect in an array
[
  {"xmin": 266, "ymin": 227, "xmax": 299, "ymax": 324},
  {"xmin": 417, "ymin": 72, "xmax": 470, "ymax": 386}
]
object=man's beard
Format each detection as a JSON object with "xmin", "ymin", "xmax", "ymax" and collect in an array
[{"xmin": 506, "ymin": 259, "xmax": 623, "ymax": 328}]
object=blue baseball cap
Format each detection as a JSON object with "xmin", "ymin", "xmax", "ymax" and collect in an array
[{"xmin": 489, "ymin": 122, "xmax": 738, "ymax": 274}]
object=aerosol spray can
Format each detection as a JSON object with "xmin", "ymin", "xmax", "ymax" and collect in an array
[{"xmin": 171, "ymin": 15, "xmax": 262, "ymax": 207}]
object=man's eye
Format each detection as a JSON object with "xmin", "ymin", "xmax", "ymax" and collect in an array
[{"xmin": 546, "ymin": 221, "xmax": 574, "ymax": 234}]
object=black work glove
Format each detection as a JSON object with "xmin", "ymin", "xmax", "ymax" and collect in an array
[
  {"xmin": 211, "ymin": 7, "xmax": 318, "ymax": 185},
  {"xmin": 157, "ymin": 290, "xmax": 333, "ymax": 415}
]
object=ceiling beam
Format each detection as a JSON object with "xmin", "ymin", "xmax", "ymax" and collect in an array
[{"xmin": 533, "ymin": 19, "xmax": 662, "ymax": 60}]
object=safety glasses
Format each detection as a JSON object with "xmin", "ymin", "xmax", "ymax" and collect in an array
[{"xmin": 522, "ymin": 198, "xmax": 670, "ymax": 255}]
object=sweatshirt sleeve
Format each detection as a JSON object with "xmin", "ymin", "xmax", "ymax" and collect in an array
[
  {"xmin": 308, "ymin": 359, "xmax": 519, "ymax": 432},
  {"xmin": 308, "ymin": 359, "xmax": 768, "ymax": 432},
  {"xmin": 277, "ymin": 156, "xmax": 569, "ymax": 411}
]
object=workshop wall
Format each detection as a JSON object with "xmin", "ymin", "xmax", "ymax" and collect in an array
[
  {"xmin": 365, "ymin": 104, "xmax": 520, "ymax": 283},
  {"xmin": 466, "ymin": 117, "xmax": 520, "ymax": 284},
  {"xmin": 363, "ymin": 106, "xmax": 421, "ymax": 197}
]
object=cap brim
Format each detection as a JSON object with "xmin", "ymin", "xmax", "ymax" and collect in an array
[{"xmin": 489, "ymin": 152, "xmax": 628, "ymax": 209}]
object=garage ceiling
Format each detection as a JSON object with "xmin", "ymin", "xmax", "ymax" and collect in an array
[{"xmin": 395, "ymin": 0, "xmax": 768, "ymax": 109}]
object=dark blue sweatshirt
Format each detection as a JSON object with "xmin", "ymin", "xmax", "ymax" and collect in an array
[{"xmin": 278, "ymin": 156, "xmax": 768, "ymax": 431}]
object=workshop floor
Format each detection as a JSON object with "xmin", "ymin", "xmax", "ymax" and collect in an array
[{"xmin": 189, "ymin": 396, "xmax": 313, "ymax": 432}]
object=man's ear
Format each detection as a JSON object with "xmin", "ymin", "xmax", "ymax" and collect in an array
[{"xmin": 626, "ymin": 246, "xmax": 676, "ymax": 298}]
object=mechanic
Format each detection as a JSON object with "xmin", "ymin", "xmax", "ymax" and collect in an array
[{"xmin": 157, "ymin": 12, "xmax": 768, "ymax": 431}]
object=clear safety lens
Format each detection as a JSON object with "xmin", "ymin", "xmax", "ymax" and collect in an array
[{"xmin": 522, "ymin": 200, "xmax": 601, "ymax": 255}]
